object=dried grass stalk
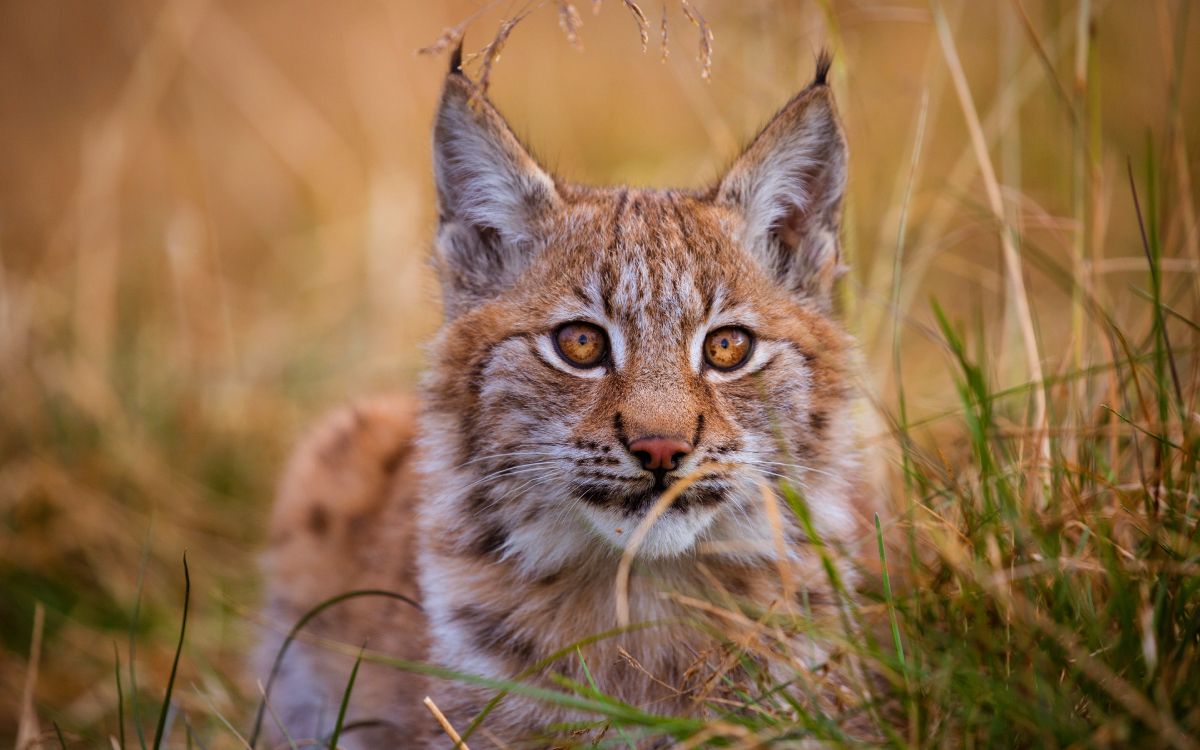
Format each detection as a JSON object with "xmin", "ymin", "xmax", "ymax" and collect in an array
[
  {"xmin": 679, "ymin": 0, "xmax": 713, "ymax": 79},
  {"xmin": 931, "ymin": 0, "xmax": 1049, "ymax": 488},
  {"xmin": 557, "ymin": 1, "xmax": 584, "ymax": 50},
  {"xmin": 622, "ymin": 0, "xmax": 650, "ymax": 52},
  {"xmin": 659, "ymin": 1, "xmax": 670, "ymax": 61},
  {"xmin": 417, "ymin": 0, "xmax": 505, "ymax": 58},
  {"xmin": 418, "ymin": 25, "xmax": 466, "ymax": 58},
  {"xmin": 477, "ymin": 13, "xmax": 526, "ymax": 96},
  {"xmin": 422, "ymin": 0, "xmax": 712, "ymax": 89},
  {"xmin": 614, "ymin": 464, "xmax": 731, "ymax": 627},
  {"xmin": 423, "ymin": 696, "xmax": 470, "ymax": 749}
]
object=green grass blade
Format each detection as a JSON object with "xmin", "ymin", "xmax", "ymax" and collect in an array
[
  {"xmin": 576, "ymin": 647, "xmax": 635, "ymax": 748},
  {"xmin": 328, "ymin": 646, "xmax": 364, "ymax": 750},
  {"xmin": 875, "ymin": 514, "xmax": 905, "ymax": 669},
  {"xmin": 1127, "ymin": 157, "xmax": 1184, "ymax": 411},
  {"xmin": 113, "ymin": 642, "xmax": 126, "ymax": 750},
  {"xmin": 151, "ymin": 553, "xmax": 190, "ymax": 750},
  {"xmin": 458, "ymin": 620, "xmax": 657, "ymax": 741}
]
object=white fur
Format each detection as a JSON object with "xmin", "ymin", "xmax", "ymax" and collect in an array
[{"xmin": 579, "ymin": 502, "xmax": 723, "ymax": 558}]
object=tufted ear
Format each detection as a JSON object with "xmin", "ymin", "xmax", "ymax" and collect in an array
[
  {"xmin": 714, "ymin": 54, "xmax": 848, "ymax": 308},
  {"xmin": 432, "ymin": 48, "xmax": 561, "ymax": 317}
]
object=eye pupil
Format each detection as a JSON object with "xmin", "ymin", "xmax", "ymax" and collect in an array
[
  {"xmin": 720, "ymin": 338, "xmax": 729, "ymax": 349},
  {"xmin": 578, "ymin": 334, "xmax": 588, "ymax": 345}
]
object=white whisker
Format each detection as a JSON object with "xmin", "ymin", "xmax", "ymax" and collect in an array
[
  {"xmin": 456, "ymin": 450, "xmax": 559, "ymax": 469},
  {"xmin": 480, "ymin": 471, "xmax": 564, "ymax": 512},
  {"xmin": 738, "ymin": 456, "xmax": 842, "ymax": 481},
  {"xmin": 458, "ymin": 461, "xmax": 561, "ymax": 492}
]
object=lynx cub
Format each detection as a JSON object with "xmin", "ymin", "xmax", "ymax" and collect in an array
[{"xmin": 258, "ymin": 50, "xmax": 875, "ymax": 748}]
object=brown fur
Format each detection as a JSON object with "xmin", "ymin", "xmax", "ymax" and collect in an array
[{"xmin": 258, "ymin": 58, "xmax": 879, "ymax": 748}]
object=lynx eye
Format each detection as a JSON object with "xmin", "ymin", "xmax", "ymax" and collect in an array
[
  {"xmin": 554, "ymin": 322, "xmax": 608, "ymax": 368},
  {"xmin": 703, "ymin": 326, "xmax": 754, "ymax": 371}
]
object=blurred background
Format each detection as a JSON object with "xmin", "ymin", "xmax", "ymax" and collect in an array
[{"xmin": 1, "ymin": 0, "xmax": 1197, "ymax": 745}]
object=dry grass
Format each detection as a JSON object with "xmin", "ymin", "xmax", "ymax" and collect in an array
[{"xmin": 1, "ymin": 0, "xmax": 1198, "ymax": 747}]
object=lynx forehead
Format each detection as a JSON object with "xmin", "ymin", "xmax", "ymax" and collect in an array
[{"xmin": 259, "ymin": 49, "xmax": 870, "ymax": 748}]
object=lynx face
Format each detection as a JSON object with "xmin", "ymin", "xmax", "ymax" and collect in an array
[{"xmin": 422, "ymin": 54, "xmax": 857, "ymax": 571}]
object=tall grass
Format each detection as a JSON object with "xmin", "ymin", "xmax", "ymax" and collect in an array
[{"xmin": 1, "ymin": 0, "xmax": 1197, "ymax": 747}]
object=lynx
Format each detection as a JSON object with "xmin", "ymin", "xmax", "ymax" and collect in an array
[{"xmin": 257, "ymin": 49, "xmax": 877, "ymax": 748}]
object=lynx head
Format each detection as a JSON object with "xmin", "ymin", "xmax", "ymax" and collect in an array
[{"xmin": 421, "ymin": 52, "xmax": 860, "ymax": 574}]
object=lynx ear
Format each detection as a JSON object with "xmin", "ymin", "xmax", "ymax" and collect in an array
[
  {"xmin": 714, "ymin": 55, "xmax": 847, "ymax": 307},
  {"xmin": 433, "ymin": 56, "xmax": 561, "ymax": 315}
]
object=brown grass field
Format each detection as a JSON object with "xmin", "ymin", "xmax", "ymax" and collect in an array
[{"xmin": 2, "ymin": 1, "xmax": 1199, "ymax": 747}]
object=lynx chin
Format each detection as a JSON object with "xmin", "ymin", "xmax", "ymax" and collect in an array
[{"xmin": 257, "ymin": 48, "xmax": 881, "ymax": 748}]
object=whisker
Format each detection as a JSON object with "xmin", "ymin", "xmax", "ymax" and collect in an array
[
  {"xmin": 458, "ymin": 461, "xmax": 561, "ymax": 492},
  {"xmin": 469, "ymin": 473, "xmax": 559, "ymax": 505},
  {"xmin": 738, "ymin": 457, "xmax": 841, "ymax": 482},
  {"xmin": 737, "ymin": 462, "xmax": 815, "ymax": 491},
  {"xmin": 480, "ymin": 470, "xmax": 565, "ymax": 511},
  {"xmin": 456, "ymin": 450, "xmax": 558, "ymax": 469}
]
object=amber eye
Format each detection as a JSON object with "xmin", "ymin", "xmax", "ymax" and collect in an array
[
  {"xmin": 554, "ymin": 322, "xmax": 608, "ymax": 368},
  {"xmin": 703, "ymin": 326, "xmax": 754, "ymax": 371}
]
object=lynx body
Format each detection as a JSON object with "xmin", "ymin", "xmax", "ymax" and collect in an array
[{"xmin": 258, "ymin": 52, "xmax": 875, "ymax": 748}]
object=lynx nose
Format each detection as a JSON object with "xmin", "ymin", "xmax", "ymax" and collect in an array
[{"xmin": 628, "ymin": 437, "xmax": 693, "ymax": 473}]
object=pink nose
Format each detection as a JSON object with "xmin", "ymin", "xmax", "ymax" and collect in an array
[{"xmin": 627, "ymin": 437, "xmax": 693, "ymax": 472}]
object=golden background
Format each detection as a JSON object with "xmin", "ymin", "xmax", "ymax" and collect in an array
[{"xmin": 1, "ymin": 0, "xmax": 1197, "ymax": 743}]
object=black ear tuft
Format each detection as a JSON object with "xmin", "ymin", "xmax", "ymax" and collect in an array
[
  {"xmin": 813, "ymin": 48, "xmax": 833, "ymax": 87},
  {"xmin": 449, "ymin": 39, "xmax": 464, "ymax": 75}
]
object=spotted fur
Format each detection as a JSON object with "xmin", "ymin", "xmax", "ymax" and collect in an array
[{"xmin": 258, "ymin": 55, "xmax": 878, "ymax": 748}]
